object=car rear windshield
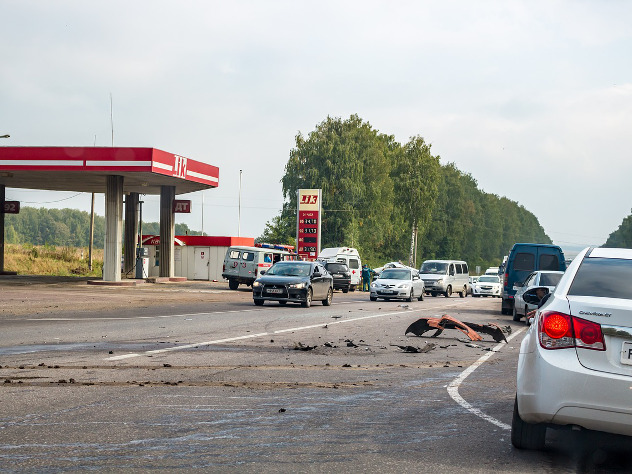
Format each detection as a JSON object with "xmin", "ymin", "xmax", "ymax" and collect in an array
[
  {"xmin": 326, "ymin": 263, "xmax": 348, "ymax": 273},
  {"xmin": 539, "ymin": 273, "xmax": 562, "ymax": 286},
  {"xmin": 513, "ymin": 253, "xmax": 535, "ymax": 271},
  {"xmin": 568, "ymin": 257, "xmax": 632, "ymax": 299}
]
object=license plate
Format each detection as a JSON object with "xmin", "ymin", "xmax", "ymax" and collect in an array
[
  {"xmin": 381, "ymin": 290, "xmax": 395, "ymax": 294},
  {"xmin": 267, "ymin": 288, "xmax": 282, "ymax": 294},
  {"xmin": 620, "ymin": 341, "xmax": 632, "ymax": 365}
]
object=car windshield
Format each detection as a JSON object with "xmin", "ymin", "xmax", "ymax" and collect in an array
[
  {"xmin": 539, "ymin": 273, "xmax": 562, "ymax": 286},
  {"xmin": 420, "ymin": 262, "xmax": 448, "ymax": 274},
  {"xmin": 266, "ymin": 263, "xmax": 311, "ymax": 277},
  {"xmin": 380, "ymin": 269, "xmax": 411, "ymax": 280},
  {"xmin": 568, "ymin": 257, "xmax": 632, "ymax": 299},
  {"xmin": 479, "ymin": 275, "xmax": 499, "ymax": 283},
  {"xmin": 326, "ymin": 263, "xmax": 348, "ymax": 273}
]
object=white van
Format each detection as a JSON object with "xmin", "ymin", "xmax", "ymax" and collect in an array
[
  {"xmin": 222, "ymin": 245, "xmax": 296, "ymax": 290},
  {"xmin": 419, "ymin": 259, "xmax": 470, "ymax": 298},
  {"xmin": 317, "ymin": 247, "xmax": 362, "ymax": 291}
]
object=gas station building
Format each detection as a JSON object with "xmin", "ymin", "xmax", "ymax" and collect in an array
[{"xmin": 0, "ymin": 147, "xmax": 221, "ymax": 282}]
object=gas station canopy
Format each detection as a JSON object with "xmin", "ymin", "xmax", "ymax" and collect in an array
[
  {"xmin": 0, "ymin": 147, "xmax": 219, "ymax": 194},
  {"xmin": 0, "ymin": 147, "xmax": 220, "ymax": 282}
]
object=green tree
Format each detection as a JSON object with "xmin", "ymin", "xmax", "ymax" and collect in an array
[{"xmin": 392, "ymin": 135, "xmax": 441, "ymax": 266}]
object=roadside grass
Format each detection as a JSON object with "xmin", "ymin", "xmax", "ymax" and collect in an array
[{"xmin": 4, "ymin": 244, "xmax": 104, "ymax": 277}]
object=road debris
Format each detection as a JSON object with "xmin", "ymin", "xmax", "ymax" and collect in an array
[
  {"xmin": 405, "ymin": 314, "xmax": 508, "ymax": 343},
  {"xmin": 391, "ymin": 342, "xmax": 436, "ymax": 353},
  {"xmin": 293, "ymin": 342, "xmax": 317, "ymax": 351}
]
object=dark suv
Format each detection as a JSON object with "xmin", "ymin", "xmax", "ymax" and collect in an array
[{"xmin": 324, "ymin": 262, "xmax": 351, "ymax": 293}]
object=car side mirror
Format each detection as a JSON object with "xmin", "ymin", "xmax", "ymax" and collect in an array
[
  {"xmin": 312, "ymin": 270, "xmax": 321, "ymax": 277},
  {"xmin": 260, "ymin": 270, "xmax": 266, "ymax": 275},
  {"xmin": 523, "ymin": 287, "xmax": 549, "ymax": 305}
]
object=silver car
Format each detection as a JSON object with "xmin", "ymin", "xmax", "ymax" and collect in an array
[
  {"xmin": 513, "ymin": 247, "xmax": 632, "ymax": 450},
  {"xmin": 370, "ymin": 268, "xmax": 425, "ymax": 302},
  {"xmin": 512, "ymin": 270, "xmax": 564, "ymax": 322}
]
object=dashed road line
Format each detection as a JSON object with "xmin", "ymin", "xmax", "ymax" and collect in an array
[{"xmin": 105, "ymin": 301, "xmax": 466, "ymax": 361}]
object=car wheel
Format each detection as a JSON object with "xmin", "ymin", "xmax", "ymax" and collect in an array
[
  {"xmin": 417, "ymin": 291, "xmax": 424, "ymax": 301},
  {"xmin": 512, "ymin": 305, "xmax": 521, "ymax": 322},
  {"xmin": 406, "ymin": 290, "xmax": 414, "ymax": 303},
  {"xmin": 254, "ymin": 299, "xmax": 264, "ymax": 306},
  {"xmin": 511, "ymin": 396, "xmax": 546, "ymax": 450},
  {"xmin": 342, "ymin": 287, "xmax": 349, "ymax": 293},
  {"xmin": 460, "ymin": 286, "xmax": 466, "ymax": 298},
  {"xmin": 301, "ymin": 288, "xmax": 312, "ymax": 308},
  {"xmin": 229, "ymin": 279, "xmax": 239, "ymax": 290},
  {"xmin": 432, "ymin": 292, "xmax": 438, "ymax": 297},
  {"xmin": 444, "ymin": 286, "xmax": 452, "ymax": 297},
  {"xmin": 323, "ymin": 288, "xmax": 333, "ymax": 306},
  {"xmin": 279, "ymin": 301, "xmax": 287, "ymax": 305},
  {"xmin": 370, "ymin": 296, "xmax": 377, "ymax": 301}
]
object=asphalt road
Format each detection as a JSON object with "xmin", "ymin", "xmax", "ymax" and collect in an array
[{"xmin": 1, "ymin": 278, "xmax": 631, "ymax": 472}]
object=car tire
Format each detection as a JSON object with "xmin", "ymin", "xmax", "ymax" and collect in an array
[
  {"xmin": 229, "ymin": 279, "xmax": 239, "ymax": 290},
  {"xmin": 406, "ymin": 290, "xmax": 414, "ymax": 303},
  {"xmin": 511, "ymin": 396, "xmax": 546, "ymax": 450},
  {"xmin": 432, "ymin": 292, "xmax": 438, "ymax": 297},
  {"xmin": 460, "ymin": 286, "xmax": 466, "ymax": 298},
  {"xmin": 323, "ymin": 288, "xmax": 333, "ymax": 306},
  {"xmin": 444, "ymin": 286, "xmax": 452, "ymax": 298},
  {"xmin": 370, "ymin": 296, "xmax": 377, "ymax": 301},
  {"xmin": 417, "ymin": 291, "xmax": 424, "ymax": 301},
  {"xmin": 279, "ymin": 301, "xmax": 287, "ymax": 305},
  {"xmin": 254, "ymin": 299, "xmax": 264, "ymax": 306},
  {"xmin": 301, "ymin": 288, "xmax": 312, "ymax": 308},
  {"xmin": 512, "ymin": 305, "xmax": 521, "ymax": 322},
  {"xmin": 343, "ymin": 287, "xmax": 349, "ymax": 294}
]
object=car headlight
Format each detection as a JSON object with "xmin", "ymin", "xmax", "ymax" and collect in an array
[
  {"xmin": 253, "ymin": 281, "xmax": 261, "ymax": 287},
  {"xmin": 398, "ymin": 283, "xmax": 410, "ymax": 289},
  {"xmin": 371, "ymin": 283, "xmax": 378, "ymax": 288},
  {"xmin": 289, "ymin": 282, "xmax": 306, "ymax": 289},
  {"xmin": 436, "ymin": 279, "xmax": 443, "ymax": 284}
]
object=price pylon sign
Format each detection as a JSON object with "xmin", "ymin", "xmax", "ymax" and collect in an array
[{"xmin": 296, "ymin": 189, "xmax": 322, "ymax": 260}]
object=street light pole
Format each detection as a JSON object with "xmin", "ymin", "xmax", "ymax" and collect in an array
[{"xmin": 238, "ymin": 170, "xmax": 242, "ymax": 237}]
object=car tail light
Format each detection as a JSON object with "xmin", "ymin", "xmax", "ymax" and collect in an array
[
  {"xmin": 223, "ymin": 264, "xmax": 225, "ymax": 272},
  {"xmin": 538, "ymin": 311, "xmax": 605, "ymax": 351},
  {"xmin": 504, "ymin": 273, "xmax": 509, "ymax": 288}
]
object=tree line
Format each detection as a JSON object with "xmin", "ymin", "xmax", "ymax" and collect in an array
[
  {"xmin": 3, "ymin": 206, "xmax": 199, "ymax": 248},
  {"xmin": 604, "ymin": 211, "xmax": 632, "ymax": 248},
  {"xmin": 258, "ymin": 114, "xmax": 552, "ymax": 271}
]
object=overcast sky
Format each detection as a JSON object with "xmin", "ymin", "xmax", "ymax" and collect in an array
[{"xmin": 2, "ymin": 1, "xmax": 631, "ymax": 256}]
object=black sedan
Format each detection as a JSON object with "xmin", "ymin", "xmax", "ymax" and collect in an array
[
  {"xmin": 324, "ymin": 262, "xmax": 351, "ymax": 293},
  {"xmin": 252, "ymin": 261, "xmax": 333, "ymax": 307}
]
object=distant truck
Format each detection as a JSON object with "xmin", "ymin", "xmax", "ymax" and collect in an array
[{"xmin": 317, "ymin": 247, "xmax": 362, "ymax": 291}]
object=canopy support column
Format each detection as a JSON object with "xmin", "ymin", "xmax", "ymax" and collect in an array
[
  {"xmin": 159, "ymin": 185, "xmax": 175, "ymax": 278},
  {"xmin": 123, "ymin": 192, "xmax": 139, "ymax": 276},
  {"xmin": 103, "ymin": 175, "xmax": 124, "ymax": 282}
]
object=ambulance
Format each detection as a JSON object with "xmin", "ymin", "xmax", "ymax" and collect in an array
[
  {"xmin": 317, "ymin": 247, "xmax": 362, "ymax": 291},
  {"xmin": 222, "ymin": 243, "xmax": 296, "ymax": 290}
]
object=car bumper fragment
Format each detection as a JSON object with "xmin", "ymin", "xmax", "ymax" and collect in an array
[{"xmin": 405, "ymin": 314, "xmax": 509, "ymax": 343}]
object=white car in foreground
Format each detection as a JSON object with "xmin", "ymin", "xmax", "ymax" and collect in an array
[
  {"xmin": 513, "ymin": 247, "xmax": 632, "ymax": 450},
  {"xmin": 471, "ymin": 275, "xmax": 502, "ymax": 297},
  {"xmin": 370, "ymin": 267, "xmax": 425, "ymax": 302}
]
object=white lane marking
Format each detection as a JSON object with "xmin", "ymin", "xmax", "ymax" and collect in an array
[
  {"xmin": 447, "ymin": 327, "xmax": 526, "ymax": 430},
  {"xmin": 105, "ymin": 301, "xmax": 466, "ymax": 361}
]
